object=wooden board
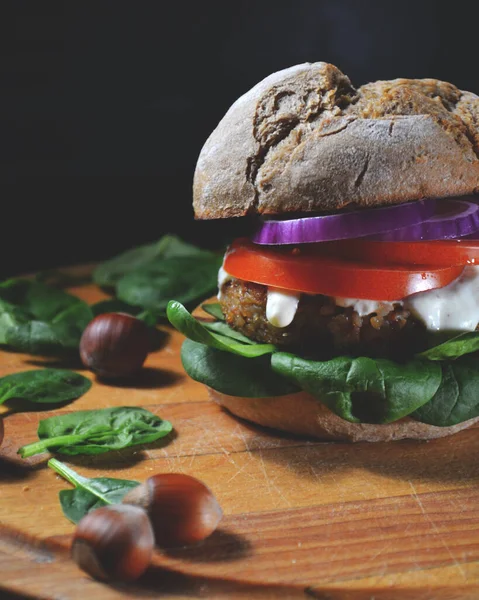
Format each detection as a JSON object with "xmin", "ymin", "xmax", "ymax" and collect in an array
[{"xmin": 1, "ymin": 267, "xmax": 479, "ymax": 599}]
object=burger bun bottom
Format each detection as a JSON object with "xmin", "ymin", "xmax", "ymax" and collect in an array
[{"xmin": 207, "ymin": 388, "xmax": 479, "ymax": 442}]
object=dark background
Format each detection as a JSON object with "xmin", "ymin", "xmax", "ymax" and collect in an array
[{"xmin": 1, "ymin": 0, "xmax": 478, "ymax": 279}]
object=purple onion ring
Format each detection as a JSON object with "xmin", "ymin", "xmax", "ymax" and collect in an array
[
  {"xmin": 252, "ymin": 199, "xmax": 437, "ymax": 245},
  {"xmin": 365, "ymin": 197, "xmax": 479, "ymax": 242}
]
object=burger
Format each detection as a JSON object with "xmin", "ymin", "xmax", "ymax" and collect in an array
[{"xmin": 167, "ymin": 62, "xmax": 479, "ymax": 442}]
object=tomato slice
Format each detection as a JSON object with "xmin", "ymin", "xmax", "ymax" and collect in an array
[
  {"xmin": 322, "ymin": 238, "xmax": 479, "ymax": 267},
  {"xmin": 224, "ymin": 239, "xmax": 464, "ymax": 301}
]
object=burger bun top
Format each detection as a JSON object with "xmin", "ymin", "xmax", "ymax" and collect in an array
[{"xmin": 193, "ymin": 62, "xmax": 479, "ymax": 219}]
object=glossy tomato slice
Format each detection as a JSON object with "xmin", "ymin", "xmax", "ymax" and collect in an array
[
  {"xmin": 224, "ymin": 239, "xmax": 464, "ymax": 301},
  {"xmin": 324, "ymin": 238, "xmax": 479, "ymax": 267}
]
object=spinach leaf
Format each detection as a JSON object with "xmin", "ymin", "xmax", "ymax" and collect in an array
[
  {"xmin": 167, "ymin": 301, "xmax": 275, "ymax": 357},
  {"xmin": 412, "ymin": 356, "xmax": 479, "ymax": 426},
  {"xmin": 18, "ymin": 406, "xmax": 173, "ymax": 458},
  {"xmin": 417, "ymin": 331, "xmax": 479, "ymax": 361},
  {"xmin": 93, "ymin": 234, "xmax": 211, "ymax": 288},
  {"xmin": 0, "ymin": 369, "xmax": 91, "ymax": 406},
  {"xmin": 271, "ymin": 353, "xmax": 442, "ymax": 423},
  {"xmin": 48, "ymin": 458, "xmax": 139, "ymax": 523},
  {"xmin": 201, "ymin": 302, "xmax": 225, "ymax": 321},
  {"xmin": 0, "ymin": 279, "xmax": 93, "ymax": 355},
  {"xmin": 0, "ymin": 279, "xmax": 83, "ymax": 322},
  {"xmin": 201, "ymin": 320, "xmax": 256, "ymax": 344},
  {"xmin": 94, "ymin": 234, "xmax": 222, "ymax": 316},
  {"xmin": 180, "ymin": 338, "xmax": 298, "ymax": 397},
  {"xmin": 117, "ymin": 255, "xmax": 222, "ymax": 315}
]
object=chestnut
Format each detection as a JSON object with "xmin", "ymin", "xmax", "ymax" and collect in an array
[
  {"xmin": 71, "ymin": 504, "xmax": 155, "ymax": 582},
  {"xmin": 79, "ymin": 312, "xmax": 150, "ymax": 379},
  {"xmin": 123, "ymin": 473, "xmax": 223, "ymax": 548}
]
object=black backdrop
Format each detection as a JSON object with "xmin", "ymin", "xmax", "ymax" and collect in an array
[{"xmin": 2, "ymin": 0, "xmax": 478, "ymax": 279}]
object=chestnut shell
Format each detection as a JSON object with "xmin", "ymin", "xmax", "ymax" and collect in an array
[
  {"xmin": 123, "ymin": 473, "xmax": 223, "ymax": 547},
  {"xmin": 71, "ymin": 504, "xmax": 154, "ymax": 582},
  {"xmin": 80, "ymin": 312, "xmax": 150, "ymax": 379}
]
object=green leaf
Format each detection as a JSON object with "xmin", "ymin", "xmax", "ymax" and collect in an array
[
  {"xmin": 271, "ymin": 353, "xmax": 442, "ymax": 423},
  {"xmin": 0, "ymin": 279, "xmax": 93, "ymax": 355},
  {"xmin": 0, "ymin": 369, "xmax": 91, "ymax": 406},
  {"xmin": 117, "ymin": 255, "xmax": 222, "ymax": 314},
  {"xmin": 201, "ymin": 320, "xmax": 256, "ymax": 344},
  {"xmin": 59, "ymin": 489, "xmax": 107, "ymax": 523},
  {"xmin": 201, "ymin": 303, "xmax": 225, "ymax": 321},
  {"xmin": 417, "ymin": 331, "xmax": 479, "ymax": 361},
  {"xmin": 181, "ymin": 339, "xmax": 298, "ymax": 397},
  {"xmin": 94, "ymin": 234, "xmax": 222, "ymax": 317},
  {"xmin": 18, "ymin": 406, "xmax": 173, "ymax": 458},
  {"xmin": 413, "ymin": 356, "xmax": 479, "ymax": 426},
  {"xmin": 49, "ymin": 458, "xmax": 139, "ymax": 523},
  {"xmin": 167, "ymin": 301, "xmax": 275, "ymax": 357},
  {"xmin": 93, "ymin": 234, "xmax": 211, "ymax": 288}
]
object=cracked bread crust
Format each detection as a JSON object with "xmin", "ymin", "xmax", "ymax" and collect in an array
[{"xmin": 193, "ymin": 62, "xmax": 479, "ymax": 219}]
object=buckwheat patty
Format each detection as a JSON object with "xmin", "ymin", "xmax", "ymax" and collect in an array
[{"xmin": 219, "ymin": 278, "xmax": 427, "ymax": 359}]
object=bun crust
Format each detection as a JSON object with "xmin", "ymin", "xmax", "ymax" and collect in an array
[
  {"xmin": 194, "ymin": 62, "xmax": 479, "ymax": 219},
  {"xmin": 208, "ymin": 387, "xmax": 479, "ymax": 442}
]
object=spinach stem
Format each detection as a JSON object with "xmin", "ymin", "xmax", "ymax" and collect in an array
[
  {"xmin": 18, "ymin": 434, "xmax": 88, "ymax": 458},
  {"xmin": 47, "ymin": 458, "xmax": 84, "ymax": 487}
]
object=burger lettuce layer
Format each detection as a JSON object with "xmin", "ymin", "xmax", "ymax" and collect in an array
[{"xmin": 167, "ymin": 300, "xmax": 479, "ymax": 428}]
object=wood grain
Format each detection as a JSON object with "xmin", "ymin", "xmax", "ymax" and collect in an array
[{"xmin": 0, "ymin": 270, "xmax": 478, "ymax": 599}]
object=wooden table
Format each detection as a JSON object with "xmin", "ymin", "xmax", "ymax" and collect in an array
[{"xmin": 1, "ymin": 268, "xmax": 478, "ymax": 599}]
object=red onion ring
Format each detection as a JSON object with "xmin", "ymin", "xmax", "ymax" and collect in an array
[
  {"xmin": 252, "ymin": 199, "xmax": 436, "ymax": 245},
  {"xmin": 365, "ymin": 198, "xmax": 479, "ymax": 242}
]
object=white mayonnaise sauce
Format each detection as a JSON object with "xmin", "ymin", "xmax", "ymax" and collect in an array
[
  {"xmin": 265, "ymin": 287, "xmax": 301, "ymax": 328},
  {"xmin": 217, "ymin": 264, "xmax": 300, "ymax": 326},
  {"xmin": 334, "ymin": 298, "xmax": 399, "ymax": 317},
  {"xmin": 217, "ymin": 265, "xmax": 232, "ymax": 302},
  {"xmin": 404, "ymin": 265, "xmax": 479, "ymax": 331}
]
